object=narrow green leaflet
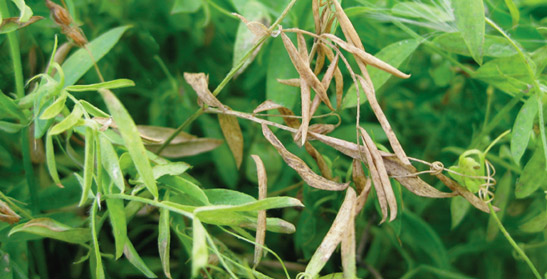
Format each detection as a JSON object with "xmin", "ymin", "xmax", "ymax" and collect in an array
[
  {"xmin": 106, "ymin": 198, "xmax": 127, "ymax": 259},
  {"xmin": 205, "ymin": 188, "xmax": 256, "ymax": 205},
  {"xmin": 0, "ymin": 121, "xmax": 24, "ymax": 133},
  {"xmin": 511, "ymin": 97, "xmax": 538, "ymax": 165},
  {"xmin": 90, "ymin": 197, "xmax": 105, "ymax": 279},
  {"xmin": 48, "ymin": 105, "xmax": 83, "ymax": 136},
  {"xmin": 192, "ymin": 218, "xmax": 208, "ymax": 277},
  {"xmin": 194, "ymin": 197, "xmax": 303, "ymax": 222},
  {"xmin": 159, "ymin": 176, "xmax": 208, "ymax": 205},
  {"xmin": 342, "ymin": 39, "xmax": 420, "ymax": 109},
  {"xmin": 10, "ymin": 0, "xmax": 32, "ymax": 22},
  {"xmin": 152, "ymin": 162, "xmax": 191, "ymax": 179},
  {"xmin": 9, "ymin": 218, "xmax": 90, "ymax": 245},
  {"xmin": 60, "ymin": 26, "xmax": 130, "ymax": 86},
  {"xmin": 99, "ymin": 88, "xmax": 158, "ymax": 199},
  {"xmin": 124, "ymin": 239, "xmax": 157, "ymax": 278},
  {"xmin": 79, "ymin": 127, "xmax": 96, "ymax": 206},
  {"xmin": 45, "ymin": 134, "xmax": 62, "ymax": 187},
  {"xmin": 505, "ymin": 0, "xmax": 520, "ymax": 27},
  {"xmin": 519, "ymin": 211, "xmax": 547, "ymax": 233},
  {"xmin": 171, "ymin": 0, "xmax": 202, "ymax": 14},
  {"xmin": 158, "ymin": 192, "xmax": 171, "ymax": 279},
  {"xmin": 80, "ymin": 100, "xmax": 110, "ymax": 118},
  {"xmin": 0, "ymin": 90, "xmax": 26, "ymax": 121},
  {"xmin": 99, "ymin": 134, "xmax": 125, "ymax": 193},
  {"xmin": 450, "ymin": 196, "xmax": 471, "ymax": 229},
  {"xmin": 452, "ymin": 0, "xmax": 485, "ymax": 65},
  {"xmin": 486, "ymin": 171, "xmax": 512, "ymax": 241},
  {"xmin": 65, "ymin": 79, "xmax": 135, "ymax": 92},
  {"xmin": 515, "ymin": 144, "xmax": 547, "ymax": 198},
  {"xmin": 39, "ymin": 92, "xmax": 67, "ymax": 120}
]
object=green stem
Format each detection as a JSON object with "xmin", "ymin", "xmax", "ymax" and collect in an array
[
  {"xmin": 155, "ymin": 0, "xmax": 298, "ymax": 155},
  {"xmin": 488, "ymin": 203, "xmax": 542, "ymax": 279}
]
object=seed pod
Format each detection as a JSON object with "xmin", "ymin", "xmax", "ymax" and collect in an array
[{"xmin": 45, "ymin": 0, "xmax": 72, "ymax": 27}]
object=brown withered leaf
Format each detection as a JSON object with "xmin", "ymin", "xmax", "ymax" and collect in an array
[
  {"xmin": 359, "ymin": 127, "xmax": 397, "ymax": 222},
  {"xmin": 0, "ymin": 16, "xmax": 43, "ymax": 34},
  {"xmin": 312, "ymin": 0, "xmax": 321, "ymax": 35},
  {"xmin": 183, "ymin": 73, "xmax": 225, "ymax": 109},
  {"xmin": 435, "ymin": 173, "xmax": 492, "ymax": 213},
  {"xmin": 262, "ymin": 124, "xmax": 348, "ymax": 191},
  {"xmin": 331, "ymin": 0, "xmax": 364, "ymax": 51},
  {"xmin": 251, "ymin": 155, "xmax": 267, "ymax": 267},
  {"xmin": 352, "ymin": 160, "xmax": 371, "ymax": 213},
  {"xmin": 321, "ymin": 46, "xmax": 344, "ymax": 110},
  {"xmin": 341, "ymin": 202, "xmax": 356, "ymax": 278},
  {"xmin": 253, "ymin": 100, "xmax": 286, "ymax": 114},
  {"xmin": 313, "ymin": 45, "xmax": 326, "ymax": 75},
  {"xmin": 280, "ymin": 32, "xmax": 333, "ymax": 110},
  {"xmin": 296, "ymin": 32, "xmax": 311, "ymax": 146},
  {"xmin": 0, "ymin": 200, "xmax": 20, "ymax": 225},
  {"xmin": 233, "ymin": 13, "xmax": 270, "ymax": 38},
  {"xmin": 308, "ymin": 124, "xmax": 336, "ymax": 135},
  {"xmin": 219, "ymin": 114, "xmax": 244, "ymax": 168},
  {"xmin": 276, "ymin": 78, "xmax": 301, "ymax": 87},
  {"xmin": 304, "ymin": 187, "xmax": 356, "ymax": 277},
  {"xmin": 305, "ymin": 142, "xmax": 333, "ymax": 179}
]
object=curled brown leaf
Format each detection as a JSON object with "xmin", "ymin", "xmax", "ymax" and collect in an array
[
  {"xmin": 183, "ymin": 73, "xmax": 225, "ymax": 109},
  {"xmin": 218, "ymin": 114, "xmax": 244, "ymax": 168},
  {"xmin": 251, "ymin": 155, "xmax": 267, "ymax": 267}
]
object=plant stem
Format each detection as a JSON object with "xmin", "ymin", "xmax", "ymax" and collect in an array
[
  {"xmin": 488, "ymin": 203, "xmax": 542, "ymax": 279},
  {"xmin": 155, "ymin": 0, "xmax": 297, "ymax": 154}
]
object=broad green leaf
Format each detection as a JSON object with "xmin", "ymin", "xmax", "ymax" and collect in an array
[
  {"xmin": 515, "ymin": 144, "xmax": 547, "ymax": 198},
  {"xmin": 158, "ymin": 191, "xmax": 171, "ymax": 279},
  {"xmin": 192, "ymin": 218, "xmax": 208, "ymax": 277},
  {"xmin": 124, "ymin": 238, "xmax": 157, "ymax": 278},
  {"xmin": 452, "ymin": 0, "xmax": 485, "ymax": 64},
  {"xmin": 48, "ymin": 105, "xmax": 83, "ymax": 136},
  {"xmin": 342, "ymin": 39, "xmax": 420, "ymax": 109},
  {"xmin": 433, "ymin": 33, "xmax": 517, "ymax": 58},
  {"xmin": 152, "ymin": 162, "xmax": 191, "ymax": 179},
  {"xmin": 79, "ymin": 127, "xmax": 95, "ymax": 206},
  {"xmin": 60, "ymin": 26, "xmax": 130, "ymax": 86},
  {"xmin": 65, "ymin": 79, "xmax": 135, "ymax": 92},
  {"xmin": 10, "ymin": 0, "xmax": 32, "ymax": 22},
  {"xmin": 90, "ymin": 198, "xmax": 105, "ymax": 279},
  {"xmin": 160, "ymin": 176, "xmax": 208, "ymax": 205},
  {"xmin": 473, "ymin": 54, "xmax": 535, "ymax": 95},
  {"xmin": 106, "ymin": 198, "xmax": 127, "ymax": 259},
  {"xmin": 505, "ymin": 0, "xmax": 520, "ymax": 27},
  {"xmin": 9, "ymin": 218, "xmax": 90, "ymax": 245},
  {"xmin": 39, "ymin": 92, "xmax": 67, "ymax": 120},
  {"xmin": 519, "ymin": 211, "xmax": 547, "ymax": 233},
  {"xmin": 450, "ymin": 196, "xmax": 471, "ymax": 229},
  {"xmin": 266, "ymin": 39, "xmax": 299, "ymax": 110},
  {"xmin": 99, "ymin": 88, "xmax": 158, "ymax": 199},
  {"xmin": 392, "ymin": 2, "xmax": 453, "ymax": 22},
  {"xmin": 80, "ymin": 100, "xmax": 110, "ymax": 118},
  {"xmin": 511, "ymin": 97, "xmax": 538, "ymax": 165},
  {"xmin": 0, "ymin": 91, "xmax": 26, "ymax": 121},
  {"xmin": 99, "ymin": 134, "xmax": 125, "ymax": 193},
  {"xmin": 45, "ymin": 134, "xmax": 62, "ymax": 187},
  {"xmin": 486, "ymin": 171, "xmax": 512, "ymax": 241},
  {"xmin": 232, "ymin": 1, "xmax": 270, "ymax": 75},
  {"xmin": 171, "ymin": 0, "xmax": 202, "ymax": 14}
]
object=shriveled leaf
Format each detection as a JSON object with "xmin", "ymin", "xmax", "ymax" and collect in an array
[
  {"xmin": 262, "ymin": 124, "xmax": 349, "ymax": 191},
  {"xmin": 65, "ymin": 79, "xmax": 135, "ymax": 92},
  {"xmin": 452, "ymin": 0, "xmax": 485, "ymax": 64},
  {"xmin": 183, "ymin": 73, "xmax": 224, "ymax": 108},
  {"xmin": 9, "ymin": 218, "xmax": 90, "ymax": 245},
  {"xmin": 0, "ymin": 16, "xmax": 43, "ymax": 34},
  {"xmin": 341, "ymin": 204, "xmax": 356, "ymax": 279},
  {"xmin": 276, "ymin": 78, "xmax": 300, "ymax": 87},
  {"xmin": 304, "ymin": 188, "xmax": 356, "ymax": 278},
  {"xmin": 251, "ymin": 155, "xmax": 267, "ymax": 266},
  {"xmin": 99, "ymin": 89, "xmax": 158, "ymax": 199},
  {"xmin": 48, "ymin": 105, "xmax": 83, "ymax": 135},
  {"xmin": 435, "ymin": 173, "xmax": 491, "ymax": 213},
  {"xmin": 0, "ymin": 201, "xmax": 20, "ymax": 225},
  {"xmin": 218, "ymin": 114, "xmax": 244, "ymax": 168},
  {"xmin": 511, "ymin": 97, "xmax": 538, "ymax": 165}
]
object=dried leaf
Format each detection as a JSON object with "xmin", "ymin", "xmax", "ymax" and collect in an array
[
  {"xmin": 297, "ymin": 32, "xmax": 311, "ymax": 146},
  {"xmin": 0, "ymin": 201, "xmax": 20, "ymax": 225},
  {"xmin": 352, "ymin": 159, "xmax": 371, "ymax": 213},
  {"xmin": 308, "ymin": 124, "xmax": 336, "ymax": 135},
  {"xmin": 341, "ymin": 206, "xmax": 356, "ymax": 278},
  {"xmin": 253, "ymin": 100, "xmax": 287, "ymax": 114},
  {"xmin": 276, "ymin": 78, "xmax": 301, "ymax": 87},
  {"xmin": 0, "ymin": 16, "xmax": 43, "ymax": 34},
  {"xmin": 183, "ymin": 73, "xmax": 225, "ymax": 109},
  {"xmin": 251, "ymin": 155, "xmax": 267, "ymax": 267},
  {"xmin": 262, "ymin": 124, "xmax": 348, "ymax": 191},
  {"xmin": 280, "ymin": 32, "xmax": 333, "ymax": 110},
  {"xmin": 312, "ymin": 0, "xmax": 321, "ymax": 35},
  {"xmin": 305, "ymin": 142, "xmax": 333, "ymax": 179},
  {"xmin": 304, "ymin": 188, "xmax": 356, "ymax": 277},
  {"xmin": 321, "ymin": 47, "xmax": 344, "ymax": 109},
  {"xmin": 313, "ymin": 45, "xmax": 326, "ymax": 75},
  {"xmin": 218, "ymin": 114, "xmax": 244, "ymax": 168},
  {"xmin": 233, "ymin": 13, "xmax": 270, "ymax": 37},
  {"xmin": 435, "ymin": 173, "xmax": 492, "ymax": 213}
]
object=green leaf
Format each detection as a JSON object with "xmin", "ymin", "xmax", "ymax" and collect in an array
[
  {"xmin": 392, "ymin": 2, "xmax": 453, "ymax": 22},
  {"xmin": 519, "ymin": 211, "xmax": 547, "ymax": 233},
  {"xmin": 0, "ymin": 250, "xmax": 13, "ymax": 279},
  {"xmin": 0, "ymin": 15, "xmax": 42, "ymax": 34},
  {"xmin": 60, "ymin": 26, "xmax": 130, "ymax": 86},
  {"xmin": 79, "ymin": 127, "xmax": 96, "ymax": 206},
  {"xmin": 511, "ymin": 97, "xmax": 538, "ymax": 165},
  {"xmin": 433, "ymin": 33, "xmax": 517, "ymax": 58},
  {"xmin": 152, "ymin": 162, "xmax": 191, "ymax": 179},
  {"xmin": 99, "ymin": 89, "xmax": 158, "ymax": 199},
  {"xmin": 504, "ymin": 0, "xmax": 520, "ymax": 27},
  {"xmin": 515, "ymin": 144, "xmax": 547, "ymax": 198},
  {"xmin": 10, "ymin": 0, "xmax": 32, "ymax": 22},
  {"xmin": 452, "ymin": 0, "xmax": 485, "ymax": 64},
  {"xmin": 192, "ymin": 218, "xmax": 208, "ymax": 277},
  {"xmin": 48, "ymin": 105, "xmax": 84, "ymax": 136},
  {"xmin": 45, "ymin": 134, "xmax": 62, "ymax": 187},
  {"xmin": 171, "ymin": 0, "xmax": 202, "ymax": 14},
  {"xmin": 0, "ymin": 91, "xmax": 26, "ymax": 121},
  {"xmin": 90, "ymin": 198, "xmax": 105, "ymax": 279},
  {"xmin": 473, "ymin": 54, "xmax": 534, "ymax": 95},
  {"xmin": 9, "ymin": 218, "xmax": 90, "ymax": 245},
  {"xmin": 106, "ymin": 198, "xmax": 127, "ymax": 259},
  {"xmin": 124, "ymin": 238, "xmax": 157, "ymax": 278},
  {"xmin": 39, "ymin": 92, "xmax": 67, "ymax": 120},
  {"xmin": 486, "ymin": 171, "xmax": 512, "ymax": 241},
  {"xmin": 205, "ymin": 188, "xmax": 256, "ymax": 205},
  {"xmin": 158, "ymin": 191, "xmax": 171, "ymax": 279},
  {"xmin": 195, "ymin": 197, "xmax": 303, "ymax": 222},
  {"xmin": 450, "ymin": 196, "xmax": 471, "ymax": 229},
  {"xmin": 99, "ymin": 134, "xmax": 125, "ymax": 193},
  {"xmin": 65, "ymin": 79, "xmax": 135, "ymax": 92},
  {"xmin": 0, "ymin": 121, "xmax": 24, "ymax": 133},
  {"xmin": 80, "ymin": 100, "xmax": 110, "ymax": 118},
  {"xmin": 266, "ymin": 39, "xmax": 299, "ymax": 110},
  {"xmin": 342, "ymin": 39, "xmax": 420, "ymax": 109},
  {"xmin": 159, "ymin": 176, "xmax": 209, "ymax": 206}
]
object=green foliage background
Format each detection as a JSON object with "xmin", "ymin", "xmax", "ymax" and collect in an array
[{"xmin": 0, "ymin": 0, "xmax": 546, "ymax": 278}]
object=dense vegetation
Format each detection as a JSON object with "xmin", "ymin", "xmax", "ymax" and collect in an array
[{"xmin": 0, "ymin": 0, "xmax": 546, "ymax": 278}]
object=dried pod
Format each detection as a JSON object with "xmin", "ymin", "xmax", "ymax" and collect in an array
[{"xmin": 45, "ymin": 0, "xmax": 72, "ymax": 27}]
